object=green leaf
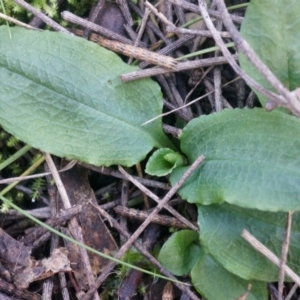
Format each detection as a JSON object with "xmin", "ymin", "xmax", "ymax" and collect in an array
[
  {"xmin": 198, "ymin": 203, "xmax": 300, "ymax": 281},
  {"xmin": 239, "ymin": 0, "xmax": 300, "ymax": 108},
  {"xmin": 191, "ymin": 252, "xmax": 268, "ymax": 300},
  {"xmin": 145, "ymin": 148, "xmax": 185, "ymax": 176},
  {"xmin": 158, "ymin": 230, "xmax": 200, "ymax": 276},
  {"xmin": 170, "ymin": 108, "xmax": 300, "ymax": 211},
  {"xmin": 0, "ymin": 26, "xmax": 173, "ymax": 167}
]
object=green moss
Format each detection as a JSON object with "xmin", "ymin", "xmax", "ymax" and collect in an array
[{"xmin": 1, "ymin": 0, "xmax": 96, "ymax": 25}]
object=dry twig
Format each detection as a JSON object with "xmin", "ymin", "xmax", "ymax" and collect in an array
[
  {"xmin": 118, "ymin": 167, "xmax": 198, "ymax": 231},
  {"xmin": 121, "ymin": 54, "xmax": 238, "ymax": 81},
  {"xmin": 114, "ymin": 206, "xmax": 196, "ymax": 229},
  {"xmin": 88, "ymin": 202, "xmax": 200, "ymax": 300},
  {"xmin": 83, "ymin": 156, "xmax": 204, "ymax": 300},
  {"xmin": 44, "ymin": 153, "xmax": 99, "ymax": 300},
  {"xmin": 196, "ymin": 0, "xmax": 285, "ymax": 107},
  {"xmin": 14, "ymin": 0, "xmax": 67, "ymax": 32},
  {"xmin": 242, "ymin": 230, "xmax": 300, "ymax": 286},
  {"xmin": 278, "ymin": 212, "xmax": 294, "ymax": 300},
  {"xmin": 215, "ymin": 0, "xmax": 300, "ymax": 115}
]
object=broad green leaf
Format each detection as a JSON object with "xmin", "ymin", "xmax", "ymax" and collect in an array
[
  {"xmin": 170, "ymin": 108, "xmax": 300, "ymax": 211},
  {"xmin": 158, "ymin": 230, "xmax": 200, "ymax": 276},
  {"xmin": 0, "ymin": 26, "xmax": 173, "ymax": 167},
  {"xmin": 198, "ymin": 204, "xmax": 300, "ymax": 281},
  {"xmin": 145, "ymin": 148, "xmax": 185, "ymax": 176},
  {"xmin": 239, "ymin": 0, "xmax": 300, "ymax": 108},
  {"xmin": 191, "ymin": 252, "xmax": 268, "ymax": 300}
]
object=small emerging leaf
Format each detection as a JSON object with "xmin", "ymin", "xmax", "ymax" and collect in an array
[
  {"xmin": 146, "ymin": 148, "xmax": 185, "ymax": 176},
  {"xmin": 170, "ymin": 108, "xmax": 300, "ymax": 211},
  {"xmin": 158, "ymin": 230, "xmax": 200, "ymax": 276}
]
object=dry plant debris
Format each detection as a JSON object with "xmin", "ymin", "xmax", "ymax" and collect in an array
[{"xmin": 1, "ymin": 0, "xmax": 296, "ymax": 299}]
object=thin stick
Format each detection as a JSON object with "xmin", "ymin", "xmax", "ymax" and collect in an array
[
  {"xmin": 119, "ymin": 167, "xmax": 198, "ymax": 231},
  {"xmin": 0, "ymin": 160, "xmax": 76, "ymax": 184},
  {"xmin": 278, "ymin": 212, "xmax": 293, "ymax": 300},
  {"xmin": 114, "ymin": 206, "xmax": 196, "ymax": 229},
  {"xmin": 135, "ymin": 163, "xmax": 150, "ymax": 209},
  {"xmin": 284, "ymin": 282, "xmax": 298, "ymax": 300},
  {"xmin": 0, "ymin": 12, "xmax": 38, "ymax": 29},
  {"xmin": 61, "ymin": 11, "xmax": 133, "ymax": 44},
  {"xmin": 118, "ymin": 154, "xmax": 204, "ymax": 236},
  {"xmin": 138, "ymin": 34, "xmax": 194, "ymax": 69},
  {"xmin": 116, "ymin": 0, "xmax": 133, "ymax": 26},
  {"xmin": 163, "ymin": 124, "xmax": 182, "ymax": 137},
  {"xmin": 83, "ymin": 156, "xmax": 204, "ymax": 300},
  {"xmin": 213, "ymin": 18, "xmax": 223, "ymax": 112},
  {"xmin": 14, "ymin": 0, "xmax": 68, "ymax": 32},
  {"xmin": 215, "ymin": 0, "xmax": 300, "ymax": 116},
  {"xmin": 128, "ymin": 0, "xmax": 169, "ymax": 43},
  {"xmin": 236, "ymin": 284, "xmax": 252, "ymax": 300},
  {"xmin": 79, "ymin": 163, "xmax": 170, "ymax": 190},
  {"xmin": 166, "ymin": 25, "xmax": 231, "ymax": 38},
  {"xmin": 98, "ymin": 36, "xmax": 178, "ymax": 70},
  {"xmin": 69, "ymin": 27, "xmax": 178, "ymax": 70},
  {"xmin": 44, "ymin": 153, "xmax": 99, "ymax": 299},
  {"xmin": 196, "ymin": 0, "xmax": 285, "ymax": 107},
  {"xmin": 127, "ymin": 7, "xmax": 150, "ymax": 64},
  {"xmin": 141, "ymin": 76, "xmax": 239, "ymax": 125},
  {"xmin": 242, "ymin": 230, "xmax": 300, "ymax": 286},
  {"xmin": 168, "ymin": 0, "xmax": 244, "ymax": 23},
  {"xmin": 144, "ymin": 0, "xmax": 175, "ymax": 27},
  {"xmin": 82, "ymin": 0, "xmax": 105, "ymax": 38},
  {"xmin": 184, "ymin": 65, "xmax": 214, "ymax": 105},
  {"xmin": 174, "ymin": 0, "xmax": 186, "ymax": 26},
  {"xmin": 0, "ymin": 156, "xmax": 45, "ymax": 196},
  {"xmin": 86, "ymin": 202, "xmax": 201, "ymax": 300},
  {"xmin": 121, "ymin": 54, "xmax": 238, "ymax": 81},
  {"xmin": 166, "ymin": 76, "xmax": 193, "ymax": 119}
]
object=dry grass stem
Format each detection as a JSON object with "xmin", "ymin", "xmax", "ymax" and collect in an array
[
  {"xmin": 84, "ymin": 156, "xmax": 205, "ymax": 299},
  {"xmin": 44, "ymin": 153, "xmax": 99, "ymax": 300},
  {"xmin": 168, "ymin": 0, "xmax": 244, "ymax": 23},
  {"xmin": 0, "ymin": 160, "xmax": 76, "ymax": 185},
  {"xmin": 236, "ymin": 284, "xmax": 252, "ymax": 300},
  {"xmin": 98, "ymin": 36, "xmax": 178, "ymax": 70},
  {"xmin": 144, "ymin": 0, "xmax": 175, "ymax": 27},
  {"xmin": 284, "ymin": 283, "xmax": 299, "ymax": 300},
  {"xmin": 127, "ymin": 7, "xmax": 150, "ymax": 64},
  {"xmin": 166, "ymin": 25, "xmax": 231, "ymax": 38},
  {"xmin": 118, "ymin": 167, "xmax": 198, "ymax": 231},
  {"xmin": 82, "ymin": 0, "xmax": 105, "ymax": 38},
  {"xmin": 196, "ymin": 0, "xmax": 284, "ymax": 107},
  {"xmin": 0, "ymin": 12, "xmax": 37, "ymax": 29},
  {"xmin": 142, "ymin": 76, "xmax": 239, "ymax": 125},
  {"xmin": 61, "ymin": 11, "xmax": 133, "ymax": 44},
  {"xmin": 215, "ymin": 0, "xmax": 300, "ymax": 115},
  {"xmin": 242, "ymin": 230, "xmax": 300, "ymax": 286},
  {"xmin": 114, "ymin": 206, "xmax": 195, "ymax": 229},
  {"xmin": 121, "ymin": 54, "xmax": 238, "ymax": 81},
  {"xmin": 87, "ymin": 202, "xmax": 201, "ymax": 300},
  {"xmin": 278, "ymin": 212, "xmax": 294, "ymax": 300}
]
